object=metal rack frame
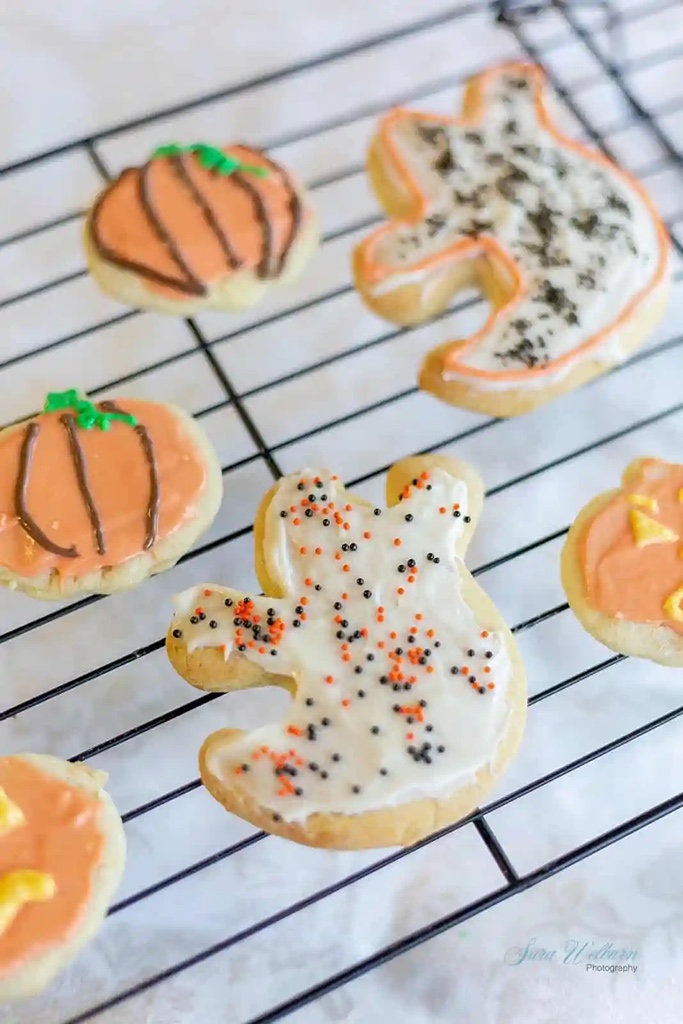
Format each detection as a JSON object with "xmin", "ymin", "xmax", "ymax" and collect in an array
[{"xmin": 1, "ymin": 1, "xmax": 682, "ymax": 1021}]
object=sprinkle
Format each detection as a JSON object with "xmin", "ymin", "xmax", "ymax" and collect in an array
[
  {"xmin": 393, "ymin": 538, "xmax": 402, "ymax": 547},
  {"xmin": 287, "ymin": 725, "xmax": 302, "ymax": 736},
  {"xmin": 299, "ymin": 547, "xmax": 307, "ymax": 555},
  {"xmin": 315, "ymin": 547, "xmax": 322, "ymax": 555},
  {"xmin": 364, "ymin": 531, "xmax": 371, "ymax": 539},
  {"xmin": 293, "ymin": 518, "xmax": 301, "ymax": 526}
]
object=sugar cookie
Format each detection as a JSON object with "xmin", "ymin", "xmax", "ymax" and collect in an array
[
  {"xmin": 166, "ymin": 456, "xmax": 526, "ymax": 850},
  {"xmin": 0, "ymin": 754, "xmax": 125, "ymax": 1001},
  {"xmin": 0, "ymin": 389, "xmax": 222, "ymax": 599},
  {"xmin": 562, "ymin": 458, "xmax": 683, "ymax": 667},
  {"xmin": 85, "ymin": 142, "xmax": 318, "ymax": 315},
  {"xmin": 353, "ymin": 62, "xmax": 670, "ymax": 417}
]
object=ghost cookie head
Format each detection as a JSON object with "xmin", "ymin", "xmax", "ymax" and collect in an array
[
  {"xmin": 354, "ymin": 61, "xmax": 669, "ymax": 417},
  {"xmin": 166, "ymin": 456, "xmax": 526, "ymax": 850}
]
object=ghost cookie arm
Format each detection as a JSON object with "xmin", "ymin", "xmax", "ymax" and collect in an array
[{"xmin": 166, "ymin": 584, "xmax": 299, "ymax": 693}]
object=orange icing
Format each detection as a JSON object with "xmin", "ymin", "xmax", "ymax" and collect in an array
[
  {"xmin": 581, "ymin": 459, "xmax": 683, "ymax": 632},
  {"xmin": 91, "ymin": 145, "xmax": 304, "ymax": 299},
  {"xmin": 356, "ymin": 61, "xmax": 669, "ymax": 383},
  {"xmin": 0, "ymin": 757, "xmax": 104, "ymax": 976},
  {"xmin": 0, "ymin": 399, "xmax": 207, "ymax": 579}
]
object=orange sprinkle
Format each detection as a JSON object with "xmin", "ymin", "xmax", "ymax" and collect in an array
[
  {"xmin": 439, "ymin": 507, "xmax": 447, "ymax": 514},
  {"xmin": 361, "ymin": 628, "xmax": 368, "ymax": 637},
  {"xmin": 397, "ymin": 588, "xmax": 405, "ymax": 596},
  {"xmin": 342, "ymin": 593, "xmax": 349, "ymax": 600},
  {"xmin": 342, "ymin": 653, "xmax": 351, "ymax": 662},
  {"xmin": 410, "ymin": 626, "xmax": 418, "ymax": 634},
  {"xmin": 259, "ymin": 647, "xmax": 266, "ymax": 654},
  {"xmin": 390, "ymin": 632, "xmax": 397, "ymax": 640},
  {"xmin": 325, "ymin": 675, "xmax": 334, "ymax": 684},
  {"xmin": 304, "ymin": 578, "xmax": 313, "ymax": 587},
  {"xmin": 299, "ymin": 547, "xmax": 307, "ymax": 555},
  {"xmin": 203, "ymin": 588, "xmax": 212, "ymax": 597},
  {"xmin": 415, "ymin": 613, "xmax": 423, "ymax": 621},
  {"xmin": 393, "ymin": 538, "xmax": 402, "ymax": 547},
  {"xmin": 461, "ymin": 667, "xmax": 470, "ymax": 675},
  {"xmin": 408, "ymin": 575, "xmax": 416, "ymax": 583},
  {"xmin": 335, "ymin": 552, "xmax": 342, "ymax": 561},
  {"xmin": 195, "ymin": 607, "xmax": 204, "ymax": 616},
  {"xmin": 484, "ymin": 666, "xmax": 491, "ymax": 674},
  {"xmin": 406, "ymin": 732, "xmax": 414, "ymax": 741},
  {"xmin": 377, "ymin": 615, "xmax": 385, "ymax": 624},
  {"xmin": 252, "ymin": 752, "xmax": 261, "ymax": 761},
  {"xmin": 427, "ymin": 629, "xmax": 435, "ymax": 638},
  {"xmin": 296, "ymin": 758, "xmax": 305, "ymax": 766},
  {"xmin": 300, "ymin": 597, "xmax": 309, "ymax": 606},
  {"xmin": 377, "ymin": 641, "xmax": 385, "ymax": 649},
  {"xmin": 300, "ymin": 613, "xmax": 307, "ymax": 621},
  {"xmin": 345, "ymin": 504, "xmax": 352, "ymax": 512},
  {"xmin": 248, "ymin": 641, "xmax": 255, "ymax": 648},
  {"xmin": 427, "ymin": 665, "xmax": 435, "ymax": 673},
  {"xmin": 343, "ymin": 523, "xmax": 351, "ymax": 531},
  {"xmin": 293, "ymin": 518, "xmax": 301, "ymax": 526},
  {"xmin": 341, "ymin": 643, "xmax": 349, "ymax": 651},
  {"xmin": 219, "ymin": 644, "xmax": 227, "ymax": 653},
  {"xmin": 233, "ymin": 767, "xmax": 243, "ymax": 775},
  {"xmin": 260, "ymin": 746, "xmax": 269, "ymax": 754},
  {"xmin": 363, "ymin": 531, "xmax": 371, "ymax": 540},
  {"xmin": 488, "ymin": 683, "xmax": 496, "ymax": 690},
  {"xmin": 341, "ymin": 699, "xmax": 351, "ymax": 708},
  {"xmin": 481, "ymin": 630, "xmax": 489, "ymax": 638},
  {"xmin": 253, "ymin": 615, "xmax": 261, "ymax": 623},
  {"xmin": 287, "ymin": 725, "xmax": 302, "ymax": 736},
  {"xmin": 343, "ymin": 564, "xmax": 350, "ymax": 572},
  {"xmin": 335, "ymin": 616, "xmax": 342, "ymax": 624},
  {"xmin": 290, "ymin": 505, "xmax": 297, "ymax": 513},
  {"xmin": 452, "ymin": 503, "xmax": 460, "ymax": 511},
  {"xmin": 315, "ymin": 547, "xmax": 322, "ymax": 555},
  {"xmin": 300, "ymin": 498, "xmax": 309, "ymax": 506},
  {"xmin": 420, "ymin": 471, "xmax": 429, "ymax": 480},
  {"xmin": 378, "ymin": 606, "xmax": 385, "ymax": 614}
]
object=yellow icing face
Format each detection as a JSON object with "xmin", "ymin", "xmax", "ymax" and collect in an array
[
  {"xmin": 628, "ymin": 508, "xmax": 678, "ymax": 548},
  {"xmin": 0, "ymin": 787, "xmax": 25, "ymax": 834},
  {"xmin": 0, "ymin": 870, "xmax": 56, "ymax": 935}
]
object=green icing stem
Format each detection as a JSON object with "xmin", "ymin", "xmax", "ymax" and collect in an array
[
  {"xmin": 43, "ymin": 390, "xmax": 137, "ymax": 431},
  {"xmin": 151, "ymin": 142, "xmax": 270, "ymax": 178}
]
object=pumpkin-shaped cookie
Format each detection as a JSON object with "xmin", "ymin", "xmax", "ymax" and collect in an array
[
  {"xmin": 85, "ymin": 143, "xmax": 318, "ymax": 315},
  {"xmin": 0, "ymin": 754, "xmax": 125, "ymax": 1001},
  {"xmin": 562, "ymin": 458, "xmax": 683, "ymax": 666},
  {"xmin": 0, "ymin": 390, "xmax": 222, "ymax": 599}
]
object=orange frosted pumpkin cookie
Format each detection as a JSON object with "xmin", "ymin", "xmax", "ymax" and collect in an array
[
  {"xmin": 0, "ymin": 389, "xmax": 222, "ymax": 599},
  {"xmin": 85, "ymin": 142, "xmax": 318, "ymax": 315},
  {"xmin": 353, "ymin": 62, "xmax": 670, "ymax": 417},
  {"xmin": 0, "ymin": 754, "xmax": 125, "ymax": 1001},
  {"xmin": 562, "ymin": 458, "xmax": 683, "ymax": 666}
]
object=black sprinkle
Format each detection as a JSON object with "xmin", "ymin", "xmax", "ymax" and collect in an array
[{"xmin": 172, "ymin": 629, "xmax": 182, "ymax": 638}]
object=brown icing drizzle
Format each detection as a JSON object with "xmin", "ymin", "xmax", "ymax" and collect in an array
[
  {"xmin": 169, "ymin": 154, "xmax": 243, "ymax": 272},
  {"xmin": 89, "ymin": 145, "xmax": 306, "ymax": 298},
  {"xmin": 99, "ymin": 401, "xmax": 160, "ymax": 550},
  {"xmin": 230, "ymin": 169, "xmax": 275, "ymax": 277},
  {"xmin": 252, "ymin": 148, "xmax": 303, "ymax": 273},
  {"xmin": 60, "ymin": 414, "xmax": 106, "ymax": 555},
  {"xmin": 15, "ymin": 424, "xmax": 79, "ymax": 559},
  {"xmin": 138, "ymin": 163, "xmax": 206, "ymax": 296}
]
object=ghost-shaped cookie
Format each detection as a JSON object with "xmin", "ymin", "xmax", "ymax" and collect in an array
[
  {"xmin": 166, "ymin": 456, "xmax": 526, "ymax": 850},
  {"xmin": 354, "ymin": 62, "xmax": 670, "ymax": 417}
]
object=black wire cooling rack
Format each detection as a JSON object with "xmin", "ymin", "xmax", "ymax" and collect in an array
[{"xmin": 2, "ymin": 1, "xmax": 683, "ymax": 1021}]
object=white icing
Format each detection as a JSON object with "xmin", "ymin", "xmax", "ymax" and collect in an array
[
  {"xmin": 371, "ymin": 67, "xmax": 666, "ymax": 389},
  {"xmin": 170, "ymin": 468, "xmax": 515, "ymax": 824}
]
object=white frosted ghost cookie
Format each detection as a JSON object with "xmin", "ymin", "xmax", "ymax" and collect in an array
[
  {"xmin": 0, "ymin": 754, "xmax": 125, "ymax": 1001},
  {"xmin": 166, "ymin": 456, "xmax": 527, "ymax": 850},
  {"xmin": 353, "ymin": 61, "xmax": 670, "ymax": 417},
  {"xmin": 562, "ymin": 458, "xmax": 683, "ymax": 667}
]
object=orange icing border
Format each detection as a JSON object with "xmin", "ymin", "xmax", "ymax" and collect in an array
[{"xmin": 356, "ymin": 61, "xmax": 670, "ymax": 383}]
